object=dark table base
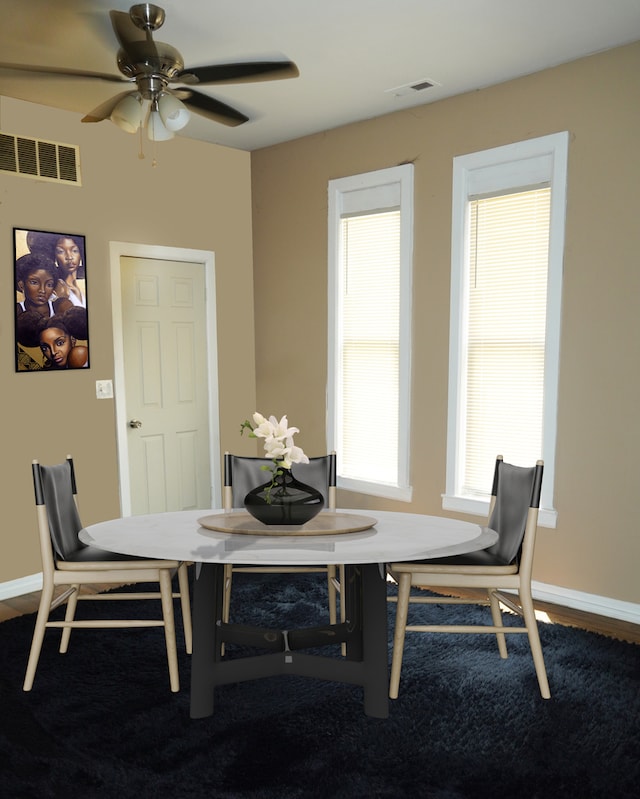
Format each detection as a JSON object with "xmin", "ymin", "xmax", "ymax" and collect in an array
[{"xmin": 189, "ymin": 562, "xmax": 389, "ymax": 719}]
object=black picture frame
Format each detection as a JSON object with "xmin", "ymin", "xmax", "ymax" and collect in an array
[{"xmin": 14, "ymin": 227, "xmax": 90, "ymax": 372}]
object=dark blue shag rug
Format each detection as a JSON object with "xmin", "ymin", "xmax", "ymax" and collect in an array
[{"xmin": 0, "ymin": 571, "xmax": 638, "ymax": 799}]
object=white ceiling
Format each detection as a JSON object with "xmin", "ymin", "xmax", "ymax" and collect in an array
[{"xmin": 1, "ymin": 0, "xmax": 639, "ymax": 151}]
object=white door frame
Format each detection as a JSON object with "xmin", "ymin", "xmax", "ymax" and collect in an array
[{"xmin": 109, "ymin": 241, "xmax": 221, "ymax": 515}]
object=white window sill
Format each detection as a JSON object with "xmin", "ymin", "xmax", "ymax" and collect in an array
[
  {"xmin": 442, "ymin": 494, "xmax": 557, "ymax": 528},
  {"xmin": 338, "ymin": 477, "xmax": 413, "ymax": 503}
]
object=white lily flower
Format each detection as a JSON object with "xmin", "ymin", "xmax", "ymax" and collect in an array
[
  {"xmin": 264, "ymin": 438, "xmax": 288, "ymax": 460},
  {"xmin": 253, "ymin": 416, "xmax": 277, "ymax": 439},
  {"xmin": 270, "ymin": 415, "xmax": 300, "ymax": 441},
  {"xmin": 285, "ymin": 442, "xmax": 309, "ymax": 465},
  {"xmin": 242, "ymin": 411, "xmax": 309, "ymax": 476},
  {"xmin": 252, "ymin": 412, "xmax": 268, "ymax": 428}
]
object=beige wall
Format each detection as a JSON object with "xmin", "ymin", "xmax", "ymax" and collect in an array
[
  {"xmin": 1, "ymin": 97, "xmax": 257, "ymax": 583},
  {"xmin": 251, "ymin": 43, "xmax": 640, "ymax": 605}
]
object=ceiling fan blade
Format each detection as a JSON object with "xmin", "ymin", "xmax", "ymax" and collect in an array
[
  {"xmin": 177, "ymin": 61, "xmax": 299, "ymax": 85},
  {"xmin": 109, "ymin": 9, "xmax": 148, "ymax": 50},
  {"xmin": 81, "ymin": 91, "xmax": 136, "ymax": 123},
  {"xmin": 0, "ymin": 61, "xmax": 125, "ymax": 83},
  {"xmin": 176, "ymin": 89, "xmax": 249, "ymax": 127}
]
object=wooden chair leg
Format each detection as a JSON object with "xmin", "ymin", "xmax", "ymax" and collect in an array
[
  {"xmin": 389, "ymin": 573, "xmax": 411, "ymax": 699},
  {"xmin": 222, "ymin": 564, "xmax": 232, "ymax": 624},
  {"xmin": 488, "ymin": 588, "xmax": 508, "ymax": 658},
  {"xmin": 520, "ymin": 587, "xmax": 551, "ymax": 699},
  {"xmin": 159, "ymin": 569, "xmax": 180, "ymax": 692},
  {"xmin": 339, "ymin": 565, "xmax": 346, "ymax": 623},
  {"xmin": 59, "ymin": 583, "xmax": 80, "ymax": 653},
  {"xmin": 177, "ymin": 563, "xmax": 192, "ymax": 654},
  {"xmin": 327, "ymin": 565, "xmax": 337, "ymax": 625},
  {"xmin": 23, "ymin": 582, "xmax": 55, "ymax": 691},
  {"xmin": 338, "ymin": 565, "xmax": 347, "ymax": 655},
  {"xmin": 220, "ymin": 563, "xmax": 234, "ymax": 656}
]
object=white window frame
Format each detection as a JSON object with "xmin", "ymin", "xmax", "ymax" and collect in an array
[
  {"xmin": 444, "ymin": 132, "xmax": 569, "ymax": 527},
  {"xmin": 327, "ymin": 164, "xmax": 414, "ymax": 501}
]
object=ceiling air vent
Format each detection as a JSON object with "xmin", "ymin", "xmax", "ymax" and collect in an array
[
  {"xmin": 385, "ymin": 78, "xmax": 441, "ymax": 98},
  {"xmin": 0, "ymin": 132, "xmax": 81, "ymax": 186}
]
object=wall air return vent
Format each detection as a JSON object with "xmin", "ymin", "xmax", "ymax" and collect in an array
[{"xmin": 0, "ymin": 132, "xmax": 81, "ymax": 185}]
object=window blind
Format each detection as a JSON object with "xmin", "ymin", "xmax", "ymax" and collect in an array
[
  {"xmin": 462, "ymin": 187, "xmax": 551, "ymax": 495},
  {"xmin": 339, "ymin": 210, "xmax": 400, "ymax": 484}
]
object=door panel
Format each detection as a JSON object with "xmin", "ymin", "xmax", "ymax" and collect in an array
[{"xmin": 121, "ymin": 256, "xmax": 211, "ymax": 514}]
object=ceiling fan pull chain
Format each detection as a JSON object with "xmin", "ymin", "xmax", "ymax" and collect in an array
[{"xmin": 138, "ymin": 125, "xmax": 145, "ymax": 161}]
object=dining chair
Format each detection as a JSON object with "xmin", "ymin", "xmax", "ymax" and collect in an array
[
  {"xmin": 222, "ymin": 451, "xmax": 341, "ymax": 623},
  {"xmin": 387, "ymin": 456, "xmax": 550, "ymax": 699},
  {"xmin": 24, "ymin": 456, "xmax": 192, "ymax": 693}
]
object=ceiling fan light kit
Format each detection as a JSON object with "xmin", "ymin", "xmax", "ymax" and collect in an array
[
  {"xmin": 157, "ymin": 92, "xmax": 190, "ymax": 132},
  {"xmin": 0, "ymin": 3, "xmax": 299, "ymax": 157},
  {"xmin": 110, "ymin": 93, "xmax": 145, "ymax": 133},
  {"xmin": 148, "ymin": 106, "xmax": 174, "ymax": 141},
  {"xmin": 110, "ymin": 91, "xmax": 190, "ymax": 140}
]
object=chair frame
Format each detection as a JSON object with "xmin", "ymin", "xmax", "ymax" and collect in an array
[
  {"xmin": 388, "ymin": 456, "xmax": 550, "ymax": 700},
  {"xmin": 24, "ymin": 456, "xmax": 192, "ymax": 693},
  {"xmin": 222, "ymin": 451, "xmax": 340, "ymax": 623}
]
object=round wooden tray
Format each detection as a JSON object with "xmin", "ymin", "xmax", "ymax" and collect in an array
[{"xmin": 197, "ymin": 510, "xmax": 378, "ymax": 536}]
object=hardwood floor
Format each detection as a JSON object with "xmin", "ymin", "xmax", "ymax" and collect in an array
[
  {"xmin": 524, "ymin": 596, "xmax": 640, "ymax": 644},
  {"xmin": 0, "ymin": 584, "xmax": 118, "ymax": 625},
  {"xmin": 2, "ymin": 582, "xmax": 639, "ymax": 644},
  {"xmin": 414, "ymin": 586, "xmax": 640, "ymax": 645}
]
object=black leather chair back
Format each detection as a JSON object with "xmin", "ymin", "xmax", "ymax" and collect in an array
[
  {"xmin": 225, "ymin": 454, "xmax": 336, "ymax": 508},
  {"xmin": 485, "ymin": 460, "xmax": 543, "ymax": 565},
  {"xmin": 33, "ymin": 460, "xmax": 86, "ymax": 561}
]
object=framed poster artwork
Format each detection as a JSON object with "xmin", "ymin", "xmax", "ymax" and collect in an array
[{"xmin": 14, "ymin": 227, "xmax": 90, "ymax": 372}]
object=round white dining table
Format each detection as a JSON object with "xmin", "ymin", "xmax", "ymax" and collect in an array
[{"xmin": 81, "ymin": 508, "xmax": 497, "ymax": 719}]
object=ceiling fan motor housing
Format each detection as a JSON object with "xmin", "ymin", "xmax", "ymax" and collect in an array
[{"xmin": 116, "ymin": 42, "xmax": 184, "ymax": 83}]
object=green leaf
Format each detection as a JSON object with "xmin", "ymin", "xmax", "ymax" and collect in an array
[{"xmin": 239, "ymin": 419, "xmax": 255, "ymax": 436}]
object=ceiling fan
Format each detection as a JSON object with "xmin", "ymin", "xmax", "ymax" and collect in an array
[{"xmin": 0, "ymin": 3, "xmax": 299, "ymax": 140}]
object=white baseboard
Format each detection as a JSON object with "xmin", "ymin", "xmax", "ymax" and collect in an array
[
  {"xmin": 531, "ymin": 580, "xmax": 640, "ymax": 626},
  {"xmin": 0, "ymin": 573, "xmax": 43, "ymax": 601},
  {"xmin": 0, "ymin": 572, "xmax": 638, "ymax": 627}
]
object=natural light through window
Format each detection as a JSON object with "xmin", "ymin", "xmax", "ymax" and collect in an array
[
  {"xmin": 328, "ymin": 165, "xmax": 413, "ymax": 501},
  {"xmin": 445, "ymin": 133, "xmax": 569, "ymax": 526},
  {"xmin": 340, "ymin": 210, "xmax": 400, "ymax": 484},
  {"xmin": 463, "ymin": 187, "xmax": 551, "ymax": 496}
]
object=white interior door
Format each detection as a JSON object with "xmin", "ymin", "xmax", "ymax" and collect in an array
[{"xmin": 111, "ymin": 244, "xmax": 220, "ymax": 516}]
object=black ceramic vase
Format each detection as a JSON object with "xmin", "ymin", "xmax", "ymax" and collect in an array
[{"xmin": 244, "ymin": 465, "xmax": 324, "ymax": 525}]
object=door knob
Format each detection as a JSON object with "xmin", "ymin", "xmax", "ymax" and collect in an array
[{"xmin": 129, "ymin": 419, "xmax": 143, "ymax": 429}]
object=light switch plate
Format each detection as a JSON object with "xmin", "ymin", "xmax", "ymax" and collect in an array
[{"xmin": 96, "ymin": 379, "xmax": 113, "ymax": 399}]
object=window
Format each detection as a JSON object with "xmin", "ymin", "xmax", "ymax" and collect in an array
[
  {"xmin": 328, "ymin": 165, "xmax": 414, "ymax": 500},
  {"xmin": 444, "ymin": 133, "xmax": 569, "ymax": 526}
]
